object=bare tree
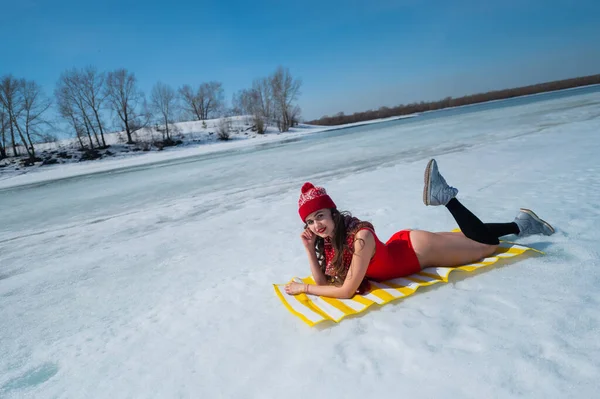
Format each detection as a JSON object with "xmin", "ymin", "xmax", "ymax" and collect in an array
[
  {"xmin": 150, "ymin": 82, "xmax": 177, "ymax": 141},
  {"xmin": 79, "ymin": 66, "xmax": 108, "ymax": 147},
  {"xmin": 55, "ymin": 86, "xmax": 90, "ymax": 149},
  {"xmin": 55, "ymin": 67, "xmax": 107, "ymax": 149},
  {"xmin": 252, "ymin": 77, "xmax": 273, "ymax": 132},
  {"xmin": 231, "ymin": 90, "xmax": 250, "ymax": 126},
  {"xmin": 199, "ymin": 81, "xmax": 224, "ymax": 120},
  {"xmin": 178, "ymin": 81, "xmax": 224, "ymax": 121},
  {"xmin": 270, "ymin": 66, "xmax": 302, "ymax": 132},
  {"xmin": 238, "ymin": 88, "xmax": 265, "ymax": 133},
  {"xmin": 0, "ymin": 104, "xmax": 7, "ymax": 159},
  {"xmin": 0, "ymin": 75, "xmax": 22, "ymax": 156},
  {"xmin": 17, "ymin": 80, "xmax": 52, "ymax": 160},
  {"xmin": 234, "ymin": 77, "xmax": 274, "ymax": 134},
  {"xmin": 105, "ymin": 69, "xmax": 147, "ymax": 144},
  {"xmin": 0, "ymin": 75, "xmax": 51, "ymax": 161},
  {"xmin": 231, "ymin": 91, "xmax": 243, "ymax": 116},
  {"xmin": 235, "ymin": 89, "xmax": 253, "ymax": 128},
  {"xmin": 178, "ymin": 84, "xmax": 202, "ymax": 121},
  {"xmin": 234, "ymin": 89, "xmax": 250, "ymax": 116}
]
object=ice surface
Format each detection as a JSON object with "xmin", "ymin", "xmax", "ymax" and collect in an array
[{"xmin": 1, "ymin": 87, "xmax": 600, "ymax": 398}]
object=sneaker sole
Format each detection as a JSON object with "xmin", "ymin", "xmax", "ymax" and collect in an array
[
  {"xmin": 423, "ymin": 159, "xmax": 434, "ymax": 205},
  {"xmin": 519, "ymin": 208, "xmax": 555, "ymax": 235}
]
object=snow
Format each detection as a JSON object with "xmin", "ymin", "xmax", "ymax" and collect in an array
[
  {"xmin": 0, "ymin": 114, "xmax": 414, "ymax": 190},
  {"xmin": 1, "ymin": 86, "xmax": 600, "ymax": 398}
]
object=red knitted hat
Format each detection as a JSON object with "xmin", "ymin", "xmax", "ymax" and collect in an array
[{"xmin": 298, "ymin": 182, "xmax": 337, "ymax": 222}]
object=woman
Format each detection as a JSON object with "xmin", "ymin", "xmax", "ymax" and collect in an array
[{"xmin": 285, "ymin": 159, "xmax": 554, "ymax": 299}]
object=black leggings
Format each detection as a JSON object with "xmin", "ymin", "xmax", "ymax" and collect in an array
[{"xmin": 445, "ymin": 198, "xmax": 519, "ymax": 245}]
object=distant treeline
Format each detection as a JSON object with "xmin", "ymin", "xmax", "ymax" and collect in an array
[
  {"xmin": 308, "ymin": 74, "xmax": 600, "ymax": 126},
  {"xmin": 0, "ymin": 65, "xmax": 302, "ymax": 164}
]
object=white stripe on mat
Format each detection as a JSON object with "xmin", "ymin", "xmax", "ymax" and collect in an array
[
  {"xmin": 496, "ymin": 252, "xmax": 517, "ymax": 258},
  {"xmin": 499, "ymin": 242, "xmax": 528, "ymax": 251},
  {"xmin": 308, "ymin": 296, "xmax": 347, "ymax": 320},
  {"xmin": 512, "ymin": 244, "xmax": 528, "ymax": 251},
  {"xmin": 481, "ymin": 256, "xmax": 499, "ymax": 263},
  {"xmin": 370, "ymin": 281, "xmax": 408, "ymax": 298},
  {"xmin": 362, "ymin": 292, "xmax": 386, "ymax": 304},
  {"xmin": 274, "ymin": 285, "xmax": 324, "ymax": 324},
  {"xmin": 461, "ymin": 258, "xmax": 497, "ymax": 268},
  {"xmin": 385, "ymin": 278, "xmax": 421, "ymax": 291},
  {"xmin": 421, "ymin": 267, "xmax": 453, "ymax": 279},
  {"xmin": 336, "ymin": 298, "xmax": 369, "ymax": 312},
  {"xmin": 410, "ymin": 274, "xmax": 442, "ymax": 284}
]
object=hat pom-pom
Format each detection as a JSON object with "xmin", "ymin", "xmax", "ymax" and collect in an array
[{"xmin": 301, "ymin": 182, "xmax": 315, "ymax": 193}]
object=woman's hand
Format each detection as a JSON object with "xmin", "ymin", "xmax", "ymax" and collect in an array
[
  {"xmin": 285, "ymin": 282, "xmax": 308, "ymax": 295},
  {"xmin": 300, "ymin": 228, "xmax": 317, "ymax": 249}
]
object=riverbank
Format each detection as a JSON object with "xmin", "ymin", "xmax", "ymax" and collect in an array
[
  {"xmin": 0, "ymin": 114, "xmax": 415, "ymax": 190},
  {"xmin": 308, "ymin": 75, "xmax": 600, "ymax": 126}
]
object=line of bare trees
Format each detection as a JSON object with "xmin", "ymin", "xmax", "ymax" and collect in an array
[
  {"xmin": 55, "ymin": 68, "xmax": 228, "ymax": 149},
  {"xmin": 1, "ymin": 69, "xmax": 232, "ymax": 163},
  {"xmin": 309, "ymin": 74, "xmax": 600, "ymax": 126},
  {"xmin": 1, "ymin": 65, "xmax": 303, "ymax": 164},
  {"xmin": 232, "ymin": 66, "xmax": 302, "ymax": 134},
  {"xmin": 53, "ymin": 69, "xmax": 227, "ymax": 147},
  {"xmin": 55, "ymin": 67, "xmax": 158, "ymax": 148}
]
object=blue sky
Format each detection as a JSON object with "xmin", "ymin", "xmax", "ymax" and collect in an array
[{"xmin": 1, "ymin": 0, "xmax": 599, "ymax": 121}]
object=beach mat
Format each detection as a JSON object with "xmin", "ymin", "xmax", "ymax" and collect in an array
[{"xmin": 274, "ymin": 240, "xmax": 538, "ymax": 326}]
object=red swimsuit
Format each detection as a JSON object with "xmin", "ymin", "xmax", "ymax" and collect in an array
[{"xmin": 324, "ymin": 216, "xmax": 421, "ymax": 282}]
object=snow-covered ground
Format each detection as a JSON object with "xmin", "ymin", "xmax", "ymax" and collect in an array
[
  {"xmin": 0, "ymin": 114, "xmax": 414, "ymax": 190},
  {"xmin": 1, "ymin": 86, "xmax": 600, "ymax": 398}
]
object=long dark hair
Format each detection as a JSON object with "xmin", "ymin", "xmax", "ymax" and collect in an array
[{"xmin": 306, "ymin": 208, "xmax": 353, "ymax": 286}]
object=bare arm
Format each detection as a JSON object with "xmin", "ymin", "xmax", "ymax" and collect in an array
[
  {"xmin": 288, "ymin": 230, "xmax": 376, "ymax": 299},
  {"xmin": 299, "ymin": 227, "xmax": 328, "ymax": 285},
  {"xmin": 306, "ymin": 247, "xmax": 328, "ymax": 286}
]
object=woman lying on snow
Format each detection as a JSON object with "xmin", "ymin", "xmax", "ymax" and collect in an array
[{"xmin": 285, "ymin": 159, "xmax": 555, "ymax": 299}]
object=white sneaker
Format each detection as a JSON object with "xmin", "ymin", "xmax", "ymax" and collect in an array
[
  {"xmin": 423, "ymin": 159, "xmax": 458, "ymax": 206},
  {"xmin": 514, "ymin": 208, "xmax": 555, "ymax": 237}
]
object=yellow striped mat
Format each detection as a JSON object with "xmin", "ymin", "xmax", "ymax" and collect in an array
[{"xmin": 274, "ymin": 241, "xmax": 538, "ymax": 326}]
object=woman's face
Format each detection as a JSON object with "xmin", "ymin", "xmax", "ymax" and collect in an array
[{"xmin": 305, "ymin": 208, "xmax": 335, "ymax": 238}]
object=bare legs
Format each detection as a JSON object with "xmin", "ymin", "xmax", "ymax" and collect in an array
[
  {"xmin": 414, "ymin": 158, "xmax": 523, "ymax": 269},
  {"xmin": 409, "ymin": 196, "xmax": 515, "ymax": 269},
  {"xmin": 411, "ymin": 197, "xmax": 518, "ymax": 269},
  {"xmin": 410, "ymin": 230, "xmax": 497, "ymax": 269}
]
